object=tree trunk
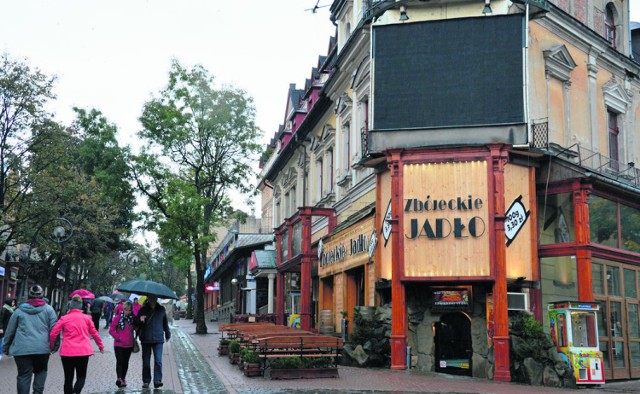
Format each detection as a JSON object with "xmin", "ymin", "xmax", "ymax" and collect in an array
[{"xmin": 193, "ymin": 243, "xmax": 207, "ymax": 334}]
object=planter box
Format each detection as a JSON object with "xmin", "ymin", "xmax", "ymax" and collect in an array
[
  {"xmin": 243, "ymin": 362, "xmax": 262, "ymax": 377},
  {"xmin": 217, "ymin": 346, "xmax": 229, "ymax": 356},
  {"xmin": 264, "ymin": 367, "xmax": 339, "ymax": 380},
  {"xmin": 229, "ymin": 353, "xmax": 240, "ymax": 365}
]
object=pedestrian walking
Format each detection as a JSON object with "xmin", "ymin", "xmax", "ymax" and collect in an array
[
  {"xmin": 109, "ymin": 300, "xmax": 136, "ymax": 388},
  {"xmin": 90, "ymin": 296, "xmax": 105, "ymax": 331},
  {"xmin": 136, "ymin": 294, "xmax": 171, "ymax": 389},
  {"xmin": 2, "ymin": 284, "xmax": 58, "ymax": 394},
  {"xmin": 103, "ymin": 301, "xmax": 114, "ymax": 328},
  {"xmin": 0, "ymin": 297, "xmax": 16, "ymax": 359},
  {"xmin": 132, "ymin": 297, "xmax": 142, "ymax": 316},
  {"xmin": 50, "ymin": 295, "xmax": 105, "ymax": 394}
]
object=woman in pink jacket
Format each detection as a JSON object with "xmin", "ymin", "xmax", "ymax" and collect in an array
[
  {"xmin": 50, "ymin": 295, "xmax": 104, "ymax": 394},
  {"xmin": 109, "ymin": 300, "xmax": 135, "ymax": 388}
]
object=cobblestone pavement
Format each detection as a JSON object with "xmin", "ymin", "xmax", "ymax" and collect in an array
[{"xmin": 1, "ymin": 317, "xmax": 640, "ymax": 393}]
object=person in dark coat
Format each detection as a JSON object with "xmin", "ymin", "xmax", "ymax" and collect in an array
[
  {"xmin": 135, "ymin": 295, "xmax": 170, "ymax": 389},
  {"xmin": 0, "ymin": 297, "xmax": 16, "ymax": 357}
]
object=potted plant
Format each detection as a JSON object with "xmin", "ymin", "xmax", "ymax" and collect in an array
[
  {"xmin": 218, "ymin": 338, "xmax": 230, "ymax": 356},
  {"xmin": 228, "ymin": 339, "xmax": 241, "ymax": 365},
  {"xmin": 242, "ymin": 350, "xmax": 262, "ymax": 377}
]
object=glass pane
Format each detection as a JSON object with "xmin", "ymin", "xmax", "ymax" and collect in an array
[
  {"xmin": 589, "ymin": 195, "xmax": 618, "ymax": 248},
  {"xmin": 540, "ymin": 256, "xmax": 578, "ymax": 329},
  {"xmin": 571, "ymin": 312, "xmax": 598, "ymax": 347},
  {"xmin": 608, "ymin": 266, "xmax": 621, "ymax": 297},
  {"xmin": 620, "ymin": 203, "xmax": 640, "ymax": 253},
  {"xmin": 625, "ymin": 269, "xmax": 638, "ymax": 299},
  {"xmin": 610, "ymin": 302, "xmax": 623, "ymax": 338},
  {"xmin": 539, "ymin": 193, "xmax": 575, "ymax": 244},
  {"xmin": 630, "ymin": 342, "xmax": 640, "ymax": 368},
  {"xmin": 629, "ymin": 304, "xmax": 640, "ymax": 339},
  {"xmin": 593, "ymin": 263, "xmax": 604, "ymax": 295},
  {"xmin": 600, "ymin": 340, "xmax": 611, "ymax": 368},
  {"xmin": 613, "ymin": 341, "xmax": 626, "ymax": 368},
  {"xmin": 598, "ymin": 303, "xmax": 609, "ymax": 337}
]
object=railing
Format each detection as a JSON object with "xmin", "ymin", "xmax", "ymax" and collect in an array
[
  {"xmin": 531, "ymin": 120, "xmax": 549, "ymax": 149},
  {"xmin": 577, "ymin": 145, "xmax": 640, "ymax": 188},
  {"xmin": 361, "ymin": 126, "xmax": 369, "ymax": 158}
]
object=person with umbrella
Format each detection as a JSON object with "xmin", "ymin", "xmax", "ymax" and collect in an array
[
  {"xmin": 109, "ymin": 300, "xmax": 136, "ymax": 388},
  {"xmin": 135, "ymin": 294, "xmax": 171, "ymax": 389}
]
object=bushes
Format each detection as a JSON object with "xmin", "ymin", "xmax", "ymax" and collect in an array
[
  {"xmin": 243, "ymin": 350, "xmax": 260, "ymax": 364},
  {"xmin": 228, "ymin": 339, "xmax": 240, "ymax": 354},
  {"xmin": 268, "ymin": 357, "xmax": 333, "ymax": 369}
]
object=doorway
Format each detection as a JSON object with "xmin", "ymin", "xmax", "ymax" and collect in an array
[{"xmin": 434, "ymin": 312, "xmax": 472, "ymax": 376}]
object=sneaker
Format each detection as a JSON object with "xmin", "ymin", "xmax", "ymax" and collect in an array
[
  {"xmin": 142, "ymin": 382, "xmax": 150, "ymax": 389},
  {"xmin": 121, "ymin": 379, "xmax": 127, "ymax": 387},
  {"xmin": 154, "ymin": 381, "xmax": 163, "ymax": 388},
  {"xmin": 116, "ymin": 379, "xmax": 122, "ymax": 388}
]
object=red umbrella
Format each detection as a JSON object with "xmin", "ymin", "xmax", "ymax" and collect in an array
[{"xmin": 69, "ymin": 289, "xmax": 95, "ymax": 299}]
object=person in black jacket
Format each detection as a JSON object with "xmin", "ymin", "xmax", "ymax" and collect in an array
[
  {"xmin": 0, "ymin": 298, "xmax": 16, "ymax": 358},
  {"xmin": 135, "ymin": 295, "xmax": 170, "ymax": 389}
]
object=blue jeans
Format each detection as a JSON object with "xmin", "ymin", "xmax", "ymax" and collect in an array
[
  {"xmin": 14, "ymin": 354, "xmax": 50, "ymax": 394},
  {"xmin": 141, "ymin": 343, "xmax": 163, "ymax": 384}
]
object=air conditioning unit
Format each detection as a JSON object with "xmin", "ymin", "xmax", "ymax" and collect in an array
[{"xmin": 507, "ymin": 292, "xmax": 529, "ymax": 311}]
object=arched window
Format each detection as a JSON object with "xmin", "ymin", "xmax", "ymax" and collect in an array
[{"xmin": 605, "ymin": 3, "xmax": 617, "ymax": 49}]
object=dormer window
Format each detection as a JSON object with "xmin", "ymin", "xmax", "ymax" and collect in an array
[{"xmin": 605, "ymin": 3, "xmax": 617, "ymax": 49}]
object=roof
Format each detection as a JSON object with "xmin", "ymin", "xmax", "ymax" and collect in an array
[
  {"xmin": 234, "ymin": 233, "xmax": 274, "ymax": 249},
  {"xmin": 251, "ymin": 249, "xmax": 276, "ymax": 270}
]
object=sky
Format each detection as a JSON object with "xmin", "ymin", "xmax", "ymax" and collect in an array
[{"xmin": 0, "ymin": 0, "xmax": 336, "ymax": 150}]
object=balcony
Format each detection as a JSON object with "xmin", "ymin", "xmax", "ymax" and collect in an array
[{"xmin": 531, "ymin": 120, "xmax": 640, "ymax": 189}]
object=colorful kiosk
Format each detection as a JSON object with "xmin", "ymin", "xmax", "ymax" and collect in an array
[{"xmin": 548, "ymin": 301, "xmax": 605, "ymax": 385}]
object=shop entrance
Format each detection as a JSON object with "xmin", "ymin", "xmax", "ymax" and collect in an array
[
  {"xmin": 434, "ymin": 313, "xmax": 472, "ymax": 376},
  {"xmin": 345, "ymin": 266, "xmax": 365, "ymax": 335}
]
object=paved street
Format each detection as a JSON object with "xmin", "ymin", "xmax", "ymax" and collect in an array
[{"xmin": 1, "ymin": 318, "xmax": 639, "ymax": 393}]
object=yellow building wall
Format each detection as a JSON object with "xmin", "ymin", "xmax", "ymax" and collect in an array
[{"xmin": 378, "ymin": 170, "xmax": 393, "ymax": 280}]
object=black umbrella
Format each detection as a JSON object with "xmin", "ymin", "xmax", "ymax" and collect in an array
[
  {"xmin": 117, "ymin": 279, "xmax": 178, "ymax": 300},
  {"xmin": 110, "ymin": 293, "xmax": 127, "ymax": 302}
]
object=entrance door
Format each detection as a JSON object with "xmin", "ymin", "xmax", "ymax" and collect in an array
[
  {"xmin": 599, "ymin": 300, "xmax": 630, "ymax": 380},
  {"xmin": 434, "ymin": 313, "xmax": 472, "ymax": 376},
  {"xmin": 626, "ymin": 300, "xmax": 640, "ymax": 378}
]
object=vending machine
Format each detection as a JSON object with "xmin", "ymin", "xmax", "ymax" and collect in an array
[{"xmin": 548, "ymin": 301, "xmax": 605, "ymax": 385}]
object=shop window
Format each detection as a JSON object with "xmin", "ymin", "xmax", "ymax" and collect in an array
[
  {"xmin": 628, "ymin": 304, "xmax": 639, "ymax": 339},
  {"xmin": 624, "ymin": 269, "xmax": 637, "ymax": 299},
  {"xmin": 593, "ymin": 263, "xmax": 605, "ymax": 295},
  {"xmin": 541, "ymin": 256, "xmax": 578, "ymax": 327},
  {"xmin": 589, "ymin": 195, "xmax": 618, "ymax": 247},
  {"xmin": 607, "ymin": 266, "xmax": 621, "ymax": 297},
  {"xmin": 538, "ymin": 193, "xmax": 575, "ymax": 244},
  {"xmin": 620, "ymin": 203, "xmax": 640, "ymax": 253}
]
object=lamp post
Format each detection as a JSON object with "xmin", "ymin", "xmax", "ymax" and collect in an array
[{"xmin": 20, "ymin": 217, "xmax": 73, "ymax": 303}]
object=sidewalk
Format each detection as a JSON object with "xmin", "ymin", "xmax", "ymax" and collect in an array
[{"xmin": 0, "ymin": 317, "xmax": 639, "ymax": 393}]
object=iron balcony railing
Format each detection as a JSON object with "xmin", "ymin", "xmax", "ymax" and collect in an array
[{"xmin": 531, "ymin": 120, "xmax": 639, "ymax": 188}]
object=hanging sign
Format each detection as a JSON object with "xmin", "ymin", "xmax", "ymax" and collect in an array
[
  {"xmin": 368, "ymin": 230, "xmax": 377, "ymax": 259},
  {"xmin": 382, "ymin": 200, "xmax": 392, "ymax": 246},
  {"xmin": 505, "ymin": 195, "xmax": 530, "ymax": 247}
]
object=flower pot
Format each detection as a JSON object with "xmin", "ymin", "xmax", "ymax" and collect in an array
[
  {"xmin": 218, "ymin": 345, "xmax": 229, "ymax": 356},
  {"xmin": 264, "ymin": 367, "xmax": 339, "ymax": 380},
  {"xmin": 229, "ymin": 352, "xmax": 240, "ymax": 365}
]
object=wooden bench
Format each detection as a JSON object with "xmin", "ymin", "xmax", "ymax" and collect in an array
[
  {"xmin": 219, "ymin": 322, "xmax": 275, "ymax": 339},
  {"xmin": 254, "ymin": 335, "xmax": 344, "ymax": 366}
]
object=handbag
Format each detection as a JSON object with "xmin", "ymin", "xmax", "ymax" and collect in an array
[{"xmin": 132, "ymin": 333, "xmax": 140, "ymax": 353}]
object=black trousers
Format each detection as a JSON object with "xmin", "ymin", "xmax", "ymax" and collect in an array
[
  {"xmin": 91, "ymin": 313, "xmax": 101, "ymax": 331},
  {"xmin": 114, "ymin": 346, "xmax": 133, "ymax": 380},
  {"xmin": 61, "ymin": 356, "xmax": 89, "ymax": 394}
]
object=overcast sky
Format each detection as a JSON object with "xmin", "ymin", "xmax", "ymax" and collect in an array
[{"xmin": 0, "ymin": 0, "xmax": 336, "ymax": 149}]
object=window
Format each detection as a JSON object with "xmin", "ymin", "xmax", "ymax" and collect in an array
[
  {"xmin": 343, "ymin": 123, "xmax": 350, "ymax": 170},
  {"xmin": 605, "ymin": 4, "xmax": 617, "ymax": 48},
  {"xmin": 538, "ymin": 193, "xmax": 575, "ymax": 244},
  {"xmin": 327, "ymin": 149, "xmax": 334, "ymax": 193},
  {"xmin": 608, "ymin": 110, "xmax": 619, "ymax": 169},
  {"xmin": 316, "ymin": 158, "xmax": 323, "ymax": 201}
]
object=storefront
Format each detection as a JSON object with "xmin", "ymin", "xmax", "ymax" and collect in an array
[
  {"xmin": 379, "ymin": 146, "xmax": 538, "ymax": 380},
  {"xmin": 318, "ymin": 214, "xmax": 376, "ymax": 335}
]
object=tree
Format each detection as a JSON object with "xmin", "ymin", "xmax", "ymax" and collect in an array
[
  {"xmin": 132, "ymin": 60, "xmax": 261, "ymax": 334},
  {"xmin": 0, "ymin": 53, "xmax": 57, "ymax": 251}
]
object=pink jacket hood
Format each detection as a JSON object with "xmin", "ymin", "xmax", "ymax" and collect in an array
[{"xmin": 50, "ymin": 309, "xmax": 104, "ymax": 356}]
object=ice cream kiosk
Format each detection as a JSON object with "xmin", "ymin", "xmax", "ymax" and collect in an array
[{"xmin": 548, "ymin": 301, "xmax": 605, "ymax": 385}]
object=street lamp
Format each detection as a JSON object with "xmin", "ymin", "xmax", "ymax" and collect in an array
[{"xmin": 20, "ymin": 217, "xmax": 74, "ymax": 302}]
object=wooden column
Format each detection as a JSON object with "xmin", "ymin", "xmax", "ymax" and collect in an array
[
  {"xmin": 490, "ymin": 146, "xmax": 511, "ymax": 382},
  {"xmin": 300, "ymin": 214, "xmax": 313, "ymax": 331},
  {"xmin": 388, "ymin": 152, "xmax": 407, "ymax": 370},
  {"xmin": 573, "ymin": 185, "xmax": 593, "ymax": 301},
  {"xmin": 275, "ymin": 231, "xmax": 285, "ymax": 325}
]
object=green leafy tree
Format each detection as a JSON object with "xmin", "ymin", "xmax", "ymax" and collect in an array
[{"xmin": 132, "ymin": 60, "xmax": 261, "ymax": 334}]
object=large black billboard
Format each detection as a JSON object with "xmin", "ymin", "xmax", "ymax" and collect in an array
[{"xmin": 372, "ymin": 15, "xmax": 525, "ymax": 131}]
